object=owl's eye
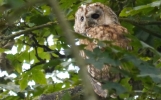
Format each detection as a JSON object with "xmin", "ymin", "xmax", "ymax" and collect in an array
[
  {"xmin": 91, "ymin": 13, "xmax": 100, "ymax": 19},
  {"xmin": 80, "ymin": 16, "xmax": 84, "ymax": 21}
]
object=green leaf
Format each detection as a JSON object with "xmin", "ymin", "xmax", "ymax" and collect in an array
[
  {"xmin": 5, "ymin": 0, "xmax": 25, "ymax": 8},
  {"xmin": 0, "ymin": 90, "xmax": 9, "ymax": 99},
  {"xmin": 85, "ymin": 48, "xmax": 120, "ymax": 69},
  {"xmin": 41, "ymin": 5, "xmax": 51, "ymax": 15},
  {"xmin": 43, "ymin": 84, "xmax": 55, "ymax": 93},
  {"xmin": 150, "ymin": 1, "xmax": 161, "ymax": 7},
  {"xmin": 120, "ymin": 78, "xmax": 132, "ymax": 91},
  {"xmin": 37, "ymin": 47, "xmax": 50, "ymax": 60},
  {"xmin": 3, "ymin": 96, "xmax": 20, "ymax": 100},
  {"xmin": 19, "ymin": 72, "xmax": 30, "ymax": 90},
  {"xmin": 119, "ymin": 7, "xmax": 133, "ymax": 17},
  {"xmin": 30, "ymin": 14, "xmax": 50, "ymax": 25},
  {"xmin": 120, "ymin": 1, "xmax": 161, "ymax": 17},
  {"xmin": 31, "ymin": 67, "xmax": 47, "ymax": 84},
  {"xmin": 0, "ymin": 0, "xmax": 4, "ymax": 5},
  {"xmin": 43, "ymin": 83, "xmax": 64, "ymax": 93},
  {"xmin": 124, "ymin": 97, "xmax": 136, "ymax": 100},
  {"xmin": 103, "ymin": 82, "xmax": 127, "ymax": 95},
  {"xmin": 43, "ymin": 59, "xmax": 61, "ymax": 68},
  {"xmin": 152, "ymin": 85, "xmax": 161, "ymax": 93},
  {"xmin": 0, "ymin": 48, "xmax": 6, "ymax": 52},
  {"xmin": 32, "ymin": 85, "xmax": 46, "ymax": 96},
  {"xmin": 123, "ymin": 54, "xmax": 161, "ymax": 83},
  {"xmin": 62, "ymin": 92, "xmax": 71, "ymax": 100},
  {"xmin": 60, "ymin": 0, "xmax": 77, "ymax": 9}
]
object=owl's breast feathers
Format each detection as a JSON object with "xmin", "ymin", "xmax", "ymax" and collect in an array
[{"xmin": 79, "ymin": 24, "xmax": 132, "ymax": 98}]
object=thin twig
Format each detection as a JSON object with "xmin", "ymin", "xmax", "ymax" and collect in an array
[
  {"xmin": 2, "ymin": 22, "xmax": 54, "ymax": 40},
  {"xmin": 30, "ymin": 60, "xmax": 46, "ymax": 68},
  {"xmin": 120, "ymin": 18, "xmax": 161, "ymax": 25},
  {"xmin": 46, "ymin": 0, "xmax": 97, "ymax": 100}
]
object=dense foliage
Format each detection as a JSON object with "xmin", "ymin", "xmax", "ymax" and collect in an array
[{"xmin": 0, "ymin": 0, "xmax": 161, "ymax": 100}]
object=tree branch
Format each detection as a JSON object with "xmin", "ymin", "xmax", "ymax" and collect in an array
[
  {"xmin": 2, "ymin": 22, "xmax": 54, "ymax": 40},
  {"xmin": 39, "ymin": 85, "xmax": 83, "ymax": 100},
  {"xmin": 39, "ymin": 85, "xmax": 112, "ymax": 100},
  {"xmin": 22, "ymin": 34, "xmax": 72, "ymax": 60}
]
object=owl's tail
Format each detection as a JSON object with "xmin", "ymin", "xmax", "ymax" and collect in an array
[{"xmin": 89, "ymin": 76, "xmax": 108, "ymax": 98}]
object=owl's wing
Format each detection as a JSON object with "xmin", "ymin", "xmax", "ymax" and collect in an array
[
  {"xmin": 80, "ymin": 24, "xmax": 131, "ymax": 98},
  {"xmin": 86, "ymin": 24, "xmax": 132, "ymax": 50},
  {"xmin": 88, "ymin": 75, "xmax": 108, "ymax": 98}
]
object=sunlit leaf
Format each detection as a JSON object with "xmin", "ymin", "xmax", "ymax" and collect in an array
[
  {"xmin": 41, "ymin": 5, "xmax": 51, "ymax": 15},
  {"xmin": 19, "ymin": 72, "xmax": 29, "ymax": 90},
  {"xmin": 31, "ymin": 67, "xmax": 47, "ymax": 84},
  {"xmin": 60, "ymin": 0, "xmax": 77, "ymax": 9}
]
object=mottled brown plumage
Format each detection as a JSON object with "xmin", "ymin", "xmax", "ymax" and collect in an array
[{"xmin": 74, "ymin": 2, "xmax": 131, "ymax": 98}]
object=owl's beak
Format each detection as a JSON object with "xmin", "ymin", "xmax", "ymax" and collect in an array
[{"xmin": 85, "ymin": 21, "xmax": 89, "ymax": 27}]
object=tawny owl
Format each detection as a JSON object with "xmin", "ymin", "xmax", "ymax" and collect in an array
[{"xmin": 74, "ymin": 2, "xmax": 132, "ymax": 98}]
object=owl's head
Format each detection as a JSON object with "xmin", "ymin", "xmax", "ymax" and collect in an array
[{"xmin": 74, "ymin": 2, "xmax": 120, "ymax": 34}]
